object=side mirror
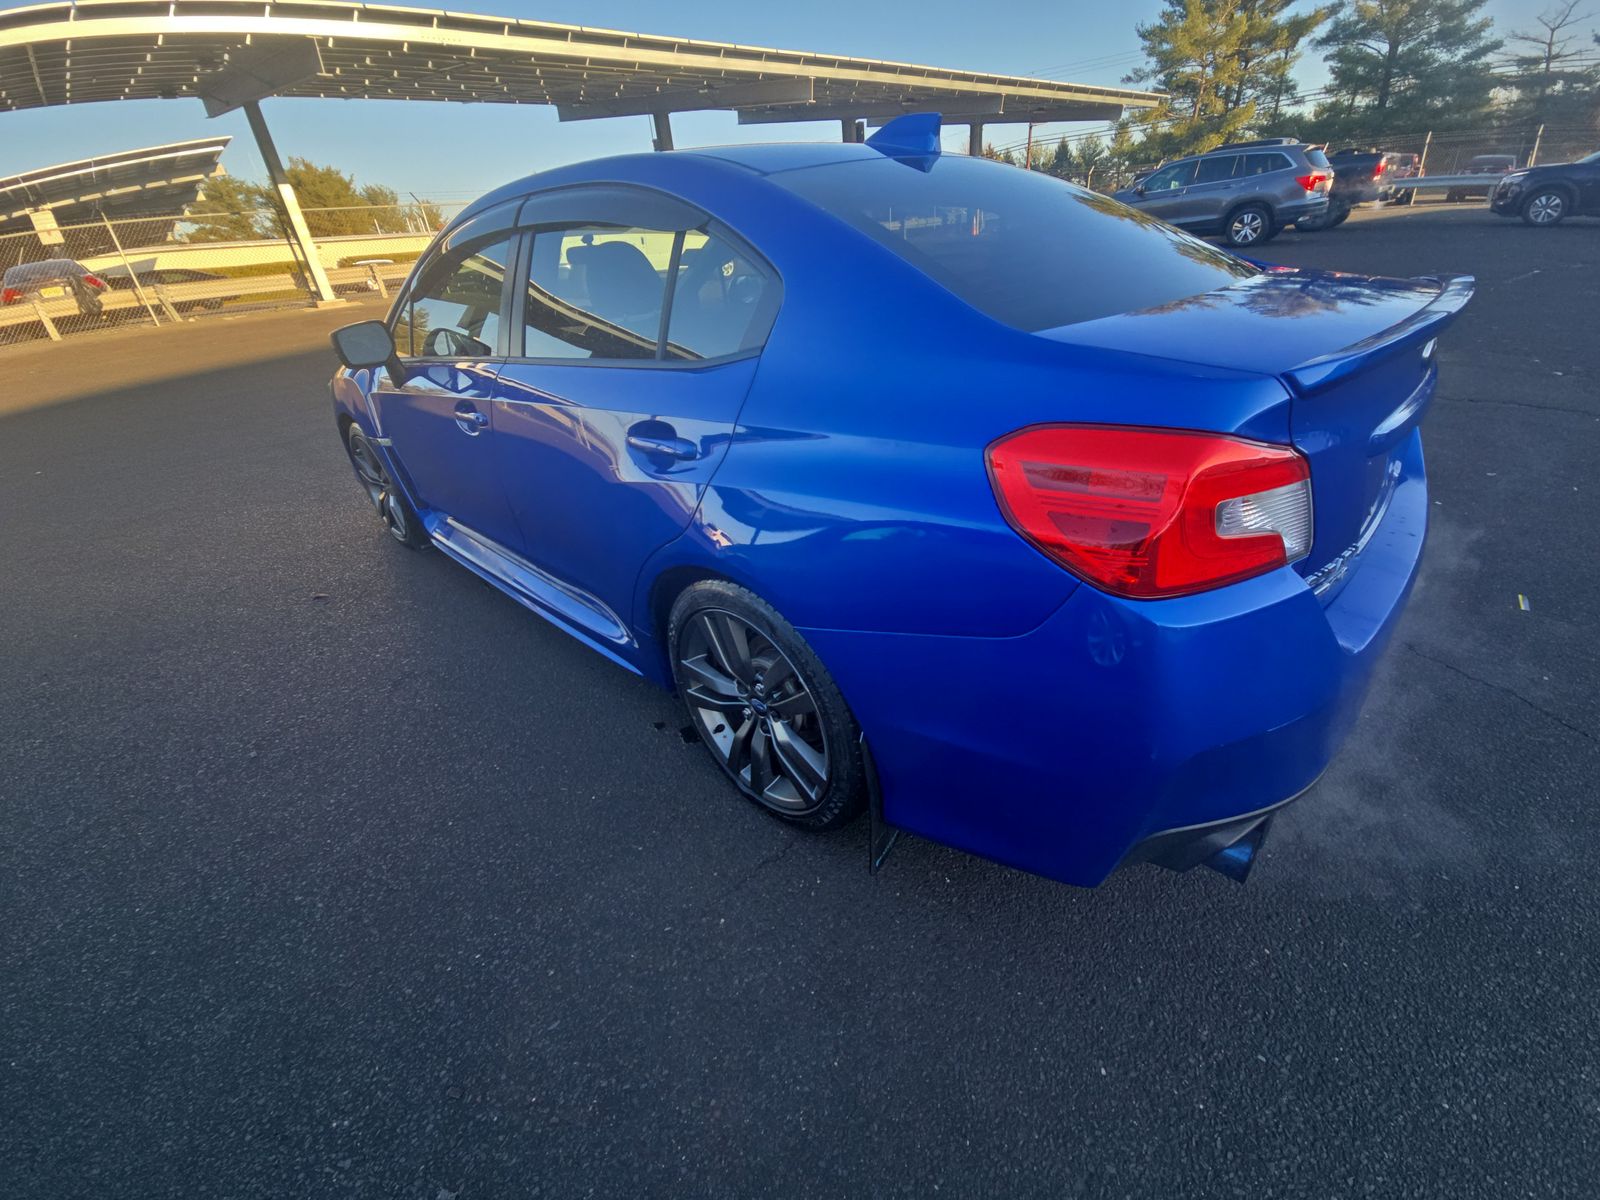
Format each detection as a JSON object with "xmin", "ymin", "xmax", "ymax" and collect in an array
[
  {"xmin": 1134, "ymin": 183, "xmax": 1147, "ymax": 196},
  {"xmin": 330, "ymin": 320, "xmax": 396, "ymax": 370}
]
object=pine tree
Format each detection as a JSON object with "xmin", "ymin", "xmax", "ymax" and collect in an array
[
  {"xmin": 1315, "ymin": 0, "xmax": 1501, "ymax": 132},
  {"xmin": 1126, "ymin": 1, "xmax": 1330, "ymax": 159}
]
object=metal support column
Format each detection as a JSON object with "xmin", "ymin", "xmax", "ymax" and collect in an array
[
  {"xmin": 243, "ymin": 99, "xmax": 337, "ymax": 304},
  {"xmin": 652, "ymin": 111, "xmax": 675, "ymax": 152},
  {"xmin": 840, "ymin": 118, "xmax": 866, "ymax": 143},
  {"xmin": 968, "ymin": 122, "xmax": 984, "ymax": 157}
]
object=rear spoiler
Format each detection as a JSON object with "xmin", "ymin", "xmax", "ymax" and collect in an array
[{"xmin": 1284, "ymin": 274, "xmax": 1475, "ymax": 394}]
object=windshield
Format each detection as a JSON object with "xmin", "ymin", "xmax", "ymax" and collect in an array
[{"xmin": 770, "ymin": 154, "xmax": 1257, "ymax": 332}]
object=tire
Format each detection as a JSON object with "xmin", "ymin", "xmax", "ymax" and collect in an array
[
  {"xmin": 1521, "ymin": 188, "xmax": 1569, "ymax": 227},
  {"xmin": 668, "ymin": 580, "xmax": 865, "ymax": 831},
  {"xmin": 1223, "ymin": 203, "xmax": 1274, "ymax": 248},
  {"xmin": 345, "ymin": 424, "xmax": 428, "ymax": 548}
]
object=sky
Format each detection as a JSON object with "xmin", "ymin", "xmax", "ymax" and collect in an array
[{"xmin": 0, "ymin": 0, "xmax": 1579, "ymax": 204}]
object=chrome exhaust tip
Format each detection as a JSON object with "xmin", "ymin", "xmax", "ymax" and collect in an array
[{"xmin": 1203, "ymin": 821, "xmax": 1270, "ymax": 884}]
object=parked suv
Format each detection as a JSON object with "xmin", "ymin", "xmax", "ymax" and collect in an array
[
  {"xmin": 1489, "ymin": 149, "xmax": 1600, "ymax": 226},
  {"xmin": 1112, "ymin": 138, "xmax": 1330, "ymax": 247}
]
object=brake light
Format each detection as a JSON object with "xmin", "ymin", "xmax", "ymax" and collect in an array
[
  {"xmin": 1295, "ymin": 173, "xmax": 1328, "ymax": 192},
  {"xmin": 986, "ymin": 425, "xmax": 1313, "ymax": 599},
  {"xmin": 1, "ymin": 287, "xmax": 19, "ymax": 304},
  {"xmin": 1372, "ymin": 163, "xmax": 1386, "ymax": 178},
  {"xmin": 82, "ymin": 274, "xmax": 105, "ymax": 289}
]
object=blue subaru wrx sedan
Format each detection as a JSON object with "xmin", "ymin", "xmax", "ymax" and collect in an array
[{"xmin": 329, "ymin": 115, "xmax": 1472, "ymax": 888}]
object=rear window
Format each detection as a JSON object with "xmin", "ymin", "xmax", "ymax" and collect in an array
[
  {"xmin": 770, "ymin": 154, "xmax": 1255, "ymax": 332},
  {"xmin": 3, "ymin": 260, "xmax": 77, "ymax": 287},
  {"xmin": 1305, "ymin": 148, "xmax": 1331, "ymax": 169}
]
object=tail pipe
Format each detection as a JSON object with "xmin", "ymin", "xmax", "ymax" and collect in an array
[
  {"xmin": 1203, "ymin": 820, "xmax": 1270, "ymax": 884},
  {"xmin": 1124, "ymin": 806, "xmax": 1290, "ymax": 884}
]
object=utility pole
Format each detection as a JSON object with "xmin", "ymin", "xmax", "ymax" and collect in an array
[
  {"xmin": 1529, "ymin": 124, "xmax": 1545, "ymax": 167},
  {"xmin": 1024, "ymin": 123, "xmax": 1034, "ymax": 170},
  {"xmin": 1418, "ymin": 130, "xmax": 1433, "ymax": 175}
]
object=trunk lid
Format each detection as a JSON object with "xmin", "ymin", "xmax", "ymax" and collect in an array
[{"xmin": 1039, "ymin": 269, "xmax": 1474, "ymax": 582}]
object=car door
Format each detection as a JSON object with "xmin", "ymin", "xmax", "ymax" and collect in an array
[
  {"xmin": 489, "ymin": 186, "xmax": 780, "ymax": 633},
  {"xmin": 368, "ymin": 205, "xmax": 525, "ymax": 550},
  {"xmin": 1575, "ymin": 156, "xmax": 1600, "ymax": 213},
  {"xmin": 1177, "ymin": 154, "xmax": 1242, "ymax": 227},
  {"xmin": 1132, "ymin": 160, "xmax": 1199, "ymax": 223}
]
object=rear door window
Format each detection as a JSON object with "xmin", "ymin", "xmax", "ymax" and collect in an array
[
  {"xmin": 1194, "ymin": 155, "xmax": 1241, "ymax": 184},
  {"xmin": 521, "ymin": 225, "xmax": 674, "ymax": 360},
  {"xmin": 665, "ymin": 228, "xmax": 778, "ymax": 360}
]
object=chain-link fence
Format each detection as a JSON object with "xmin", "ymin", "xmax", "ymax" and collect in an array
[{"xmin": 1, "ymin": 200, "xmax": 463, "ymax": 346}]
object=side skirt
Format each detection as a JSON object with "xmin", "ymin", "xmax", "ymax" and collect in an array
[{"xmin": 429, "ymin": 516, "xmax": 644, "ymax": 677}]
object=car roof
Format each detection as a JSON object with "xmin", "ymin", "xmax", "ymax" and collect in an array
[
  {"xmin": 3, "ymin": 258, "xmax": 81, "ymax": 279},
  {"xmin": 452, "ymin": 141, "xmax": 878, "ymax": 227},
  {"xmin": 1173, "ymin": 143, "xmax": 1302, "ymax": 165}
]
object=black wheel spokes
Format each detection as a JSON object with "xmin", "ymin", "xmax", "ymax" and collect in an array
[
  {"xmin": 768, "ymin": 719, "xmax": 826, "ymax": 803},
  {"xmin": 681, "ymin": 610, "xmax": 830, "ymax": 814},
  {"xmin": 701, "ymin": 612, "xmax": 755, "ymax": 686},
  {"xmin": 681, "ymin": 653, "xmax": 745, "ymax": 716}
]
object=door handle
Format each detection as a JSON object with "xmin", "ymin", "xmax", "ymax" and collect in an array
[
  {"xmin": 453, "ymin": 406, "xmax": 488, "ymax": 431},
  {"xmin": 627, "ymin": 433, "xmax": 699, "ymax": 460}
]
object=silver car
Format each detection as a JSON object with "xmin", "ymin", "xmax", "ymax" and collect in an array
[{"xmin": 1113, "ymin": 139, "xmax": 1331, "ymax": 248}]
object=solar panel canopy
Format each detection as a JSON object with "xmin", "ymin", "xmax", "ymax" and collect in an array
[
  {"xmin": 0, "ymin": 0, "xmax": 1160, "ymax": 125},
  {"xmin": 0, "ymin": 137, "xmax": 231, "ymax": 230}
]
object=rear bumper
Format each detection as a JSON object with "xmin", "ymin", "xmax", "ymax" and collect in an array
[
  {"xmin": 803, "ymin": 431, "xmax": 1428, "ymax": 887},
  {"xmin": 1275, "ymin": 196, "xmax": 1328, "ymax": 223}
]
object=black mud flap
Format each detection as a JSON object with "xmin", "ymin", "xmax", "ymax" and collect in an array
[{"xmin": 861, "ymin": 735, "xmax": 900, "ymax": 874}]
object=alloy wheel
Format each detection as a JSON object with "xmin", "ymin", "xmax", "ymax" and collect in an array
[
  {"xmin": 348, "ymin": 430, "xmax": 413, "ymax": 543},
  {"xmin": 677, "ymin": 608, "xmax": 831, "ymax": 814},
  {"xmin": 1528, "ymin": 192, "xmax": 1564, "ymax": 225},
  {"xmin": 1230, "ymin": 210, "xmax": 1266, "ymax": 245}
]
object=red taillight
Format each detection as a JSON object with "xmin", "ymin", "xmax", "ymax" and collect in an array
[
  {"xmin": 1, "ymin": 287, "xmax": 19, "ymax": 304},
  {"xmin": 1372, "ymin": 163, "xmax": 1386, "ymax": 179},
  {"xmin": 1295, "ymin": 173, "xmax": 1328, "ymax": 192},
  {"xmin": 82, "ymin": 274, "xmax": 105, "ymax": 289},
  {"xmin": 986, "ymin": 425, "xmax": 1313, "ymax": 599}
]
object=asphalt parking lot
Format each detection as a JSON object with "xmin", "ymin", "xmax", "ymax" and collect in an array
[{"xmin": 3, "ymin": 201, "xmax": 1597, "ymax": 1198}]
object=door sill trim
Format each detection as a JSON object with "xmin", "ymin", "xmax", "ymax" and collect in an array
[{"xmin": 428, "ymin": 517, "xmax": 635, "ymax": 651}]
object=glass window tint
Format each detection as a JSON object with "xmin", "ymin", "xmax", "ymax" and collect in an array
[
  {"xmin": 1143, "ymin": 160, "xmax": 1198, "ymax": 192},
  {"xmin": 664, "ymin": 229, "xmax": 774, "ymax": 360},
  {"xmin": 1241, "ymin": 152, "xmax": 1293, "ymax": 176},
  {"xmin": 772, "ymin": 154, "xmax": 1255, "ymax": 332},
  {"xmin": 522, "ymin": 225, "xmax": 673, "ymax": 360},
  {"xmin": 400, "ymin": 238, "xmax": 512, "ymax": 358},
  {"xmin": 1194, "ymin": 155, "xmax": 1240, "ymax": 184}
]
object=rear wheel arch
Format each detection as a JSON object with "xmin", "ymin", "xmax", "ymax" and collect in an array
[{"xmin": 649, "ymin": 564, "xmax": 730, "ymax": 657}]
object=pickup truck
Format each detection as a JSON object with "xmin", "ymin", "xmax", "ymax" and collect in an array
[{"xmin": 1296, "ymin": 149, "xmax": 1420, "ymax": 231}]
